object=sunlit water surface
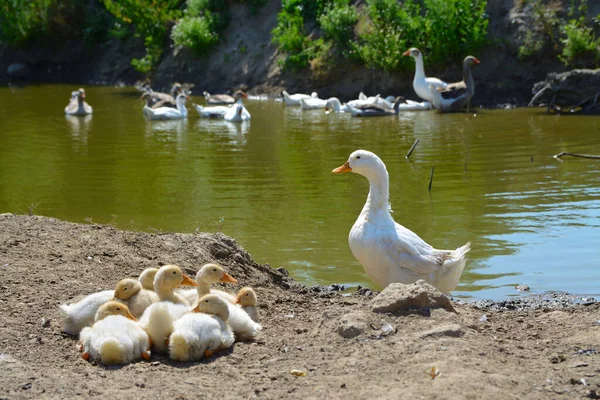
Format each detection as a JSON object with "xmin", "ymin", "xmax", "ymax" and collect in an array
[{"xmin": 1, "ymin": 85, "xmax": 599, "ymax": 299}]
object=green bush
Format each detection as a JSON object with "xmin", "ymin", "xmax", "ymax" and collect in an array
[
  {"xmin": 559, "ymin": 19, "xmax": 599, "ymax": 65},
  {"xmin": 319, "ymin": 1, "xmax": 358, "ymax": 51},
  {"xmin": 171, "ymin": 16, "xmax": 219, "ymax": 55},
  {"xmin": 0, "ymin": 0, "xmax": 54, "ymax": 45}
]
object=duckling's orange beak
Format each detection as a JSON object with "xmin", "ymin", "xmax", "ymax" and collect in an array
[
  {"xmin": 332, "ymin": 161, "xmax": 351, "ymax": 173},
  {"xmin": 181, "ymin": 274, "xmax": 198, "ymax": 286},
  {"xmin": 127, "ymin": 311, "xmax": 137, "ymax": 321},
  {"xmin": 220, "ymin": 273, "xmax": 238, "ymax": 284},
  {"xmin": 235, "ymin": 297, "xmax": 242, "ymax": 304}
]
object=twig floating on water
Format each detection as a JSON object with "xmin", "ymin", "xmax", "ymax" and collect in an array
[
  {"xmin": 553, "ymin": 152, "xmax": 600, "ymax": 160},
  {"xmin": 405, "ymin": 138, "xmax": 420, "ymax": 159},
  {"xmin": 428, "ymin": 166, "xmax": 435, "ymax": 192}
]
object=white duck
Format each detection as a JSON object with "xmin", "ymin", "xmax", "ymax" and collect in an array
[
  {"xmin": 60, "ymin": 289, "xmax": 114, "ymax": 335},
  {"xmin": 178, "ymin": 263, "xmax": 238, "ymax": 306},
  {"xmin": 65, "ymin": 88, "xmax": 92, "ymax": 116},
  {"xmin": 403, "ymin": 48, "xmax": 448, "ymax": 103},
  {"xmin": 143, "ymin": 93, "xmax": 189, "ymax": 120},
  {"xmin": 169, "ymin": 294, "xmax": 235, "ymax": 361},
  {"xmin": 194, "ymin": 91, "xmax": 248, "ymax": 118},
  {"xmin": 79, "ymin": 301, "xmax": 151, "ymax": 365},
  {"xmin": 236, "ymin": 287, "xmax": 259, "ymax": 323},
  {"xmin": 429, "ymin": 56, "xmax": 480, "ymax": 113},
  {"xmin": 347, "ymin": 97, "xmax": 404, "ymax": 117},
  {"xmin": 224, "ymin": 102, "xmax": 251, "ymax": 122},
  {"xmin": 138, "ymin": 267, "xmax": 159, "ymax": 291},
  {"xmin": 153, "ymin": 264, "xmax": 197, "ymax": 305},
  {"xmin": 113, "ymin": 278, "xmax": 159, "ymax": 319},
  {"xmin": 282, "ymin": 90, "xmax": 318, "ymax": 106},
  {"xmin": 332, "ymin": 150, "xmax": 471, "ymax": 293},
  {"xmin": 300, "ymin": 95, "xmax": 327, "ymax": 110}
]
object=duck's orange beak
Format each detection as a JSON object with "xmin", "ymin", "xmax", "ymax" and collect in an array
[
  {"xmin": 127, "ymin": 311, "xmax": 137, "ymax": 321},
  {"xmin": 220, "ymin": 272, "xmax": 238, "ymax": 284},
  {"xmin": 473, "ymin": 57, "xmax": 481, "ymax": 64},
  {"xmin": 181, "ymin": 274, "xmax": 198, "ymax": 286},
  {"xmin": 235, "ymin": 297, "xmax": 242, "ymax": 304},
  {"xmin": 402, "ymin": 50, "xmax": 411, "ymax": 56},
  {"xmin": 332, "ymin": 161, "xmax": 351, "ymax": 173}
]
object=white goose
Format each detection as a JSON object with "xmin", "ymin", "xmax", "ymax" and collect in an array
[
  {"xmin": 195, "ymin": 91, "xmax": 248, "ymax": 119},
  {"xmin": 403, "ymin": 48, "xmax": 448, "ymax": 103},
  {"xmin": 282, "ymin": 90, "xmax": 318, "ymax": 106},
  {"xmin": 300, "ymin": 95, "xmax": 327, "ymax": 110},
  {"xmin": 143, "ymin": 93, "xmax": 188, "ymax": 120},
  {"xmin": 65, "ymin": 88, "xmax": 92, "ymax": 116},
  {"xmin": 332, "ymin": 150, "xmax": 470, "ymax": 293},
  {"xmin": 224, "ymin": 102, "xmax": 251, "ymax": 122}
]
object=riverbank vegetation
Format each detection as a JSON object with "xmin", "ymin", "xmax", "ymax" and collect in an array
[{"xmin": 1, "ymin": 0, "xmax": 598, "ymax": 75}]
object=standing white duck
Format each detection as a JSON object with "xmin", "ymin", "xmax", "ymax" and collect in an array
[
  {"xmin": 403, "ymin": 48, "xmax": 448, "ymax": 103},
  {"xmin": 282, "ymin": 90, "xmax": 318, "ymax": 106},
  {"xmin": 143, "ymin": 93, "xmax": 189, "ymax": 120},
  {"xmin": 236, "ymin": 287, "xmax": 259, "ymax": 323},
  {"xmin": 178, "ymin": 263, "xmax": 238, "ymax": 306},
  {"xmin": 113, "ymin": 278, "xmax": 159, "ymax": 319},
  {"xmin": 60, "ymin": 289, "xmax": 114, "ymax": 335},
  {"xmin": 169, "ymin": 294, "xmax": 235, "ymax": 361},
  {"xmin": 64, "ymin": 88, "xmax": 92, "ymax": 116},
  {"xmin": 79, "ymin": 301, "xmax": 151, "ymax": 365},
  {"xmin": 429, "ymin": 56, "xmax": 480, "ymax": 113},
  {"xmin": 332, "ymin": 150, "xmax": 470, "ymax": 293}
]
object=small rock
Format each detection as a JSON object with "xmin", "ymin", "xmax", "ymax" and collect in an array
[
  {"xmin": 341, "ymin": 383, "xmax": 346, "ymax": 388},
  {"xmin": 41, "ymin": 318, "xmax": 50, "ymax": 328},
  {"xmin": 276, "ymin": 267, "xmax": 289, "ymax": 277},
  {"xmin": 419, "ymin": 324, "xmax": 465, "ymax": 339},
  {"xmin": 21, "ymin": 382, "xmax": 32, "ymax": 390},
  {"xmin": 479, "ymin": 314, "xmax": 488, "ymax": 322},
  {"xmin": 7, "ymin": 63, "xmax": 30, "ymax": 78},
  {"xmin": 150, "ymin": 361, "xmax": 160, "ymax": 366},
  {"xmin": 550, "ymin": 354, "xmax": 566, "ymax": 364},
  {"xmin": 370, "ymin": 281, "xmax": 455, "ymax": 313},
  {"xmin": 380, "ymin": 322, "xmax": 395, "ymax": 335}
]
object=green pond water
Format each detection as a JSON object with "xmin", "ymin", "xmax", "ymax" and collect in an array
[{"xmin": 1, "ymin": 84, "xmax": 599, "ymax": 299}]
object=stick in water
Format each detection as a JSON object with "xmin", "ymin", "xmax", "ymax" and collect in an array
[
  {"xmin": 428, "ymin": 166, "xmax": 435, "ymax": 191},
  {"xmin": 405, "ymin": 138, "xmax": 420, "ymax": 159},
  {"xmin": 553, "ymin": 152, "xmax": 600, "ymax": 160}
]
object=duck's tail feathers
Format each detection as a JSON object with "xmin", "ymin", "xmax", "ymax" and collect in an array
[
  {"xmin": 144, "ymin": 303, "xmax": 175, "ymax": 353},
  {"xmin": 99, "ymin": 338, "xmax": 126, "ymax": 365},
  {"xmin": 435, "ymin": 242, "xmax": 471, "ymax": 293},
  {"xmin": 168, "ymin": 332, "xmax": 190, "ymax": 362}
]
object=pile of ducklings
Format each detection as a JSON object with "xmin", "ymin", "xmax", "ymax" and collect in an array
[{"xmin": 59, "ymin": 263, "xmax": 261, "ymax": 365}]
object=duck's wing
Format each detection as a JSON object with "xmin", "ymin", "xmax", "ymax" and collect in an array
[
  {"xmin": 354, "ymin": 103, "xmax": 389, "ymax": 112},
  {"xmin": 379, "ymin": 223, "xmax": 449, "ymax": 275},
  {"xmin": 65, "ymin": 98, "xmax": 78, "ymax": 114},
  {"xmin": 436, "ymin": 81, "xmax": 467, "ymax": 100},
  {"xmin": 425, "ymin": 77, "xmax": 448, "ymax": 90}
]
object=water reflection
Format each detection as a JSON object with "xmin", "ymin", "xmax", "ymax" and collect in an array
[
  {"xmin": 196, "ymin": 119, "xmax": 250, "ymax": 147},
  {"xmin": 65, "ymin": 114, "xmax": 92, "ymax": 153}
]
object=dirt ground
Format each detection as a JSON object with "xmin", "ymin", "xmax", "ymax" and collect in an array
[{"xmin": 0, "ymin": 213, "xmax": 599, "ymax": 399}]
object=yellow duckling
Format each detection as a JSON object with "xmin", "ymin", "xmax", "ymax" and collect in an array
[
  {"xmin": 79, "ymin": 301, "xmax": 151, "ymax": 365},
  {"xmin": 138, "ymin": 265, "xmax": 198, "ymax": 352},
  {"xmin": 236, "ymin": 287, "xmax": 259, "ymax": 323},
  {"xmin": 178, "ymin": 263, "xmax": 238, "ymax": 305},
  {"xmin": 138, "ymin": 267, "xmax": 159, "ymax": 291},
  {"xmin": 169, "ymin": 294, "xmax": 235, "ymax": 361},
  {"xmin": 113, "ymin": 278, "xmax": 159, "ymax": 319}
]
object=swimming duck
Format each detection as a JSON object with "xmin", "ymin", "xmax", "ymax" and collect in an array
[
  {"xmin": 113, "ymin": 278, "xmax": 159, "ymax": 319},
  {"xmin": 299, "ymin": 95, "xmax": 327, "ymax": 110},
  {"xmin": 347, "ymin": 97, "xmax": 404, "ymax": 117},
  {"xmin": 140, "ymin": 83, "xmax": 183, "ymax": 109},
  {"xmin": 59, "ymin": 289, "xmax": 114, "ymax": 335},
  {"xmin": 332, "ymin": 150, "xmax": 471, "ymax": 293},
  {"xmin": 169, "ymin": 294, "xmax": 235, "ymax": 361},
  {"xmin": 224, "ymin": 102, "xmax": 251, "ymax": 122},
  {"xmin": 236, "ymin": 287, "xmax": 259, "ymax": 323},
  {"xmin": 403, "ymin": 48, "xmax": 448, "ymax": 103},
  {"xmin": 79, "ymin": 301, "xmax": 151, "ymax": 365},
  {"xmin": 282, "ymin": 90, "xmax": 318, "ymax": 106},
  {"xmin": 143, "ymin": 93, "xmax": 189, "ymax": 120},
  {"xmin": 194, "ymin": 91, "xmax": 248, "ymax": 118},
  {"xmin": 204, "ymin": 90, "xmax": 245, "ymax": 105},
  {"xmin": 138, "ymin": 267, "xmax": 159, "ymax": 291},
  {"xmin": 429, "ymin": 56, "xmax": 480, "ymax": 112},
  {"xmin": 65, "ymin": 88, "xmax": 92, "ymax": 116},
  {"xmin": 178, "ymin": 263, "xmax": 238, "ymax": 306}
]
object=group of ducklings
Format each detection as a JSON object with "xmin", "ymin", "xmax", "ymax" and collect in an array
[{"xmin": 59, "ymin": 263, "xmax": 261, "ymax": 365}]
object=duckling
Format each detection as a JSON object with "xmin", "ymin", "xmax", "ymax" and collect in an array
[
  {"xmin": 154, "ymin": 264, "xmax": 197, "ymax": 305},
  {"xmin": 79, "ymin": 301, "xmax": 151, "ymax": 365},
  {"xmin": 137, "ymin": 265, "xmax": 197, "ymax": 352},
  {"xmin": 169, "ymin": 294, "xmax": 235, "ymax": 361},
  {"xmin": 113, "ymin": 278, "xmax": 159, "ymax": 319},
  {"xmin": 178, "ymin": 263, "xmax": 238, "ymax": 305},
  {"xmin": 59, "ymin": 290, "xmax": 114, "ymax": 335},
  {"xmin": 138, "ymin": 267, "xmax": 159, "ymax": 291},
  {"xmin": 236, "ymin": 287, "xmax": 260, "ymax": 323}
]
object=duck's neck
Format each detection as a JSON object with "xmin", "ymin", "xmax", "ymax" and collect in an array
[
  {"xmin": 413, "ymin": 55, "xmax": 426, "ymax": 81},
  {"xmin": 77, "ymin": 96, "xmax": 86, "ymax": 114},
  {"xmin": 177, "ymin": 100, "xmax": 187, "ymax": 116},
  {"xmin": 155, "ymin": 285, "xmax": 178, "ymax": 302},
  {"xmin": 360, "ymin": 165, "xmax": 391, "ymax": 215},
  {"xmin": 196, "ymin": 281, "xmax": 211, "ymax": 298},
  {"xmin": 463, "ymin": 63, "xmax": 475, "ymax": 96}
]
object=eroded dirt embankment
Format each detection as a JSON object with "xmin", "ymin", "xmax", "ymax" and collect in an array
[{"xmin": 0, "ymin": 213, "xmax": 599, "ymax": 399}]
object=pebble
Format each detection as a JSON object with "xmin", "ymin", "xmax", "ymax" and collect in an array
[
  {"xmin": 516, "ymin": 285, "xmax": 530, "ymax": 292},
  {"xmin": 150, "ymin": 361, "xmax": 160, "ymax": 366},
  {"xmin": 479, "ymin": 314, "xmax": 488, "ymax": 322},
  {"xmin": 41, "ymin": 318, "xmax": 50, "ymax": 328}
]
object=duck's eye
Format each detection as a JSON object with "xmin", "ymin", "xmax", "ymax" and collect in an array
[
  {"xmin": 116, "ymin": 307, "xmax": 121, "ymax": 311},
  {"xmin": 356, "ymin": 156, "xmax": 361, "ymax": 159},
  {"xmin": 172, "ymin": 271, "xmax": 176, "ymax": 275},
  {"xmin": 205, "ymin": 299, "xmax": 209, "ymax": 303},
  {"xmin": 123, "ymin": 288, "xmax": 127, "ymax": 291},
  {"xmin": 245, "ymin": 293, "xmax": 249, "ymax": 296},
  {"xmin": 213, "ymin": 269, "xmax": 217, "ymax": 272}
]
